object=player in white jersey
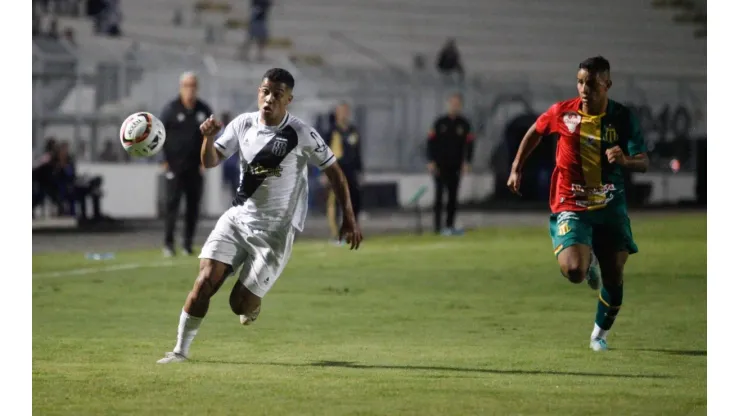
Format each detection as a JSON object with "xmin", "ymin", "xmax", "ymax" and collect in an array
[{"xmin": 157, "ymin": 68, "xmax": 362, "ymax": 364}]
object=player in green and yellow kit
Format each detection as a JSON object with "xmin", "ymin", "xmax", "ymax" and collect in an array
[{"xmin": 507, "ymin": 56, "xmax": 649, "ymax": 351}]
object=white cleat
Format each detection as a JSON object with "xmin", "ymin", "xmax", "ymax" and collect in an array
[
  {"xmin": 156, "ymin": 351, "xmax": 187, "ymax": 364},
  {"xmin": 590, "ymin": 338, "xmax": 608, "ymax": 352},
  {"xmin": 239, "ymin": 306, "xmax": 261, "ymax": 326},
  {"xmin": 587, "ymin": 252, "xmax": 602, "ymax": 291}
]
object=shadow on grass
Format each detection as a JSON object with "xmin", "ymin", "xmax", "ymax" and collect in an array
[
  {"xmin": 195, "ymin": 359, "xmax": 674, "ymax": 379},
  {"xmin": 615, "ymin": 348, "xmax": 706, "ymax": 357}
]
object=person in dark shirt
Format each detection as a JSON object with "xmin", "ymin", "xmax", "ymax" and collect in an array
[
  {"xmin": 57, "ymin": 141, "xmax": 104, "ymax": 222},
  {"xmin": 240, "ymin": 0, "xmax": 272, "ymax": 61},
  {"xmin": 426, "ymin": 93, "xmax": 475, "ymax": 235},
  {"xmin": 322, "ymin": 102, "xmax": 363, "ymax": 242},
  {"xmin": 33, "ymin": 138, "xmax": 61, "ymax": 215},
  {"xmin": 160, "ymin": 72, "xmax": 213, "ymax": 257},
  {"xmin": 436, "ymin": 38, "xmax": 464, "ymax": 82}
]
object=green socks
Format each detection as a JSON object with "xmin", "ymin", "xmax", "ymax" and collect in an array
[{"xmin": 595, "ymin": 283, "xmax": 623, "ymax": 332}]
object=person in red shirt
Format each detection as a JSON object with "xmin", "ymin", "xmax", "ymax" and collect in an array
[{"xmin": 507, "ymin": 56, "xmax": 649, "ymax": 352}]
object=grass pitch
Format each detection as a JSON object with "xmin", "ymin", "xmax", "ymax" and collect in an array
[{"xmin": 33, "ymin": 213, "xmax": 706, "ymax": 415}]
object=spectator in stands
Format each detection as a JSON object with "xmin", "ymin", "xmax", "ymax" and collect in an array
[
  {"xmin": 57, "ymin": 141, "xmax": 105, "ymax": 222},
  {"xmin": 436, "ymin": 38, "xmax": 464, "ymax": 82},
  {"xmin": 99, "ymin": 139, "xmax": 125, "ymax": 162},
  {"xmin": 33, "ymin": 138, "xmax": 62, "ymax": 216},
  {"xmin": 47, "ymin": 18, "xmax": 60, "ymax": 39},
  {"xmin": 241, "ymin": 0, "xmax": 272, "ymax": 61},
  {"xmin": 87, "ymin": 0, "xmax": 105, "ymax": 32},
  {"xmin": 63, "ymin": 27, "xmax": 76, "ymax": 46},
  {"xmin": 32, "ymin": 9, "xmax": 42, "ymax": 36},
  {"xmin": 35, "ymin": 0, "xmax": 51, "ymax": 14},
  {"xmin": 102, "ymin": 0, "xmax": 122, "ymax": 36}
]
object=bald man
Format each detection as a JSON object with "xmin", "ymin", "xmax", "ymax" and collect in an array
[{"xmin": 160, "ymin": 72, "xmax": 214, "ymax": 257}]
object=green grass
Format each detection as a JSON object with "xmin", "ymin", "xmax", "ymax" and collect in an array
[{"xmin": 33, "ymin": 213, "xmax": 707, "ymax": 416}]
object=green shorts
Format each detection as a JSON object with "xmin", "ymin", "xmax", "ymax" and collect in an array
[{"xmin": 549, "ymin": 205, "xmax": 638, "ymax": 257}]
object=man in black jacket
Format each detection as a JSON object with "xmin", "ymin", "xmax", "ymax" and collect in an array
[
  {"xmin": 160, "ymin": 72, "xmax": 213, "ymax": 257},
  {"xmin": 322, "ymin": 101, "xmax": 363, "ymax": 242},
  {"xmin": 426, "ymin": 93, "xmax": 475, "ymax": 235}
]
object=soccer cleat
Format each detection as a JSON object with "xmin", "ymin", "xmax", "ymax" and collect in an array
[
  {"xmin": 589, "ymin": 338, "xmax": 608, "ymax": 351},
  {"xmin": 587, "ymin": 252, "xmax": 601, "ymax": 290},
  {"xmin": 156, "ymin": 351, "xmax": 187, "ymax": 364},
  {"xmin": 239, "ymin": 306, "xmax": 261, "ymax": 325},
  {"xmin": 441, "ymin": 228, "xmax": 454, "ymax": 236},
  {"xmin": 163, "ymin": 247, "xmax": 175, "ymax": 258},
  {"xmin": 182, "ymin": 246, "xmax": 194, "ymax": 256}
]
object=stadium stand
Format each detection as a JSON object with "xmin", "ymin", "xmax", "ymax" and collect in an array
[{"xmin": 32, "ymin": 0, "xmax": 706, "ymax": 223}]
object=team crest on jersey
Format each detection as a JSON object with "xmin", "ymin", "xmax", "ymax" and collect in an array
[
  {"xmin": 604, "ymin": 124, "xmax": 619, "ymax": 144},
  {"xmin": 457, "ymin": 126, "xmax": 464, "ymax": 136},
  {"xmin": 562, "ymin": 112, "xmax": 582, "ymax": 133},
  {"xmin": 177, "ymin": 113, "xmax": 185, "ymax": 122},
  {"xmin": 196, "ymin": 112, "xmax": 206, "ymax": 122},
  {"xmin": 272, "ymin": 138, "xmax": 288, "ymax": 156}
]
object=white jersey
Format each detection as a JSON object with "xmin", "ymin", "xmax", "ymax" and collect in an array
[{"xmin": 214, "ymin": 111, "xmax": 336, "ymax": 232}]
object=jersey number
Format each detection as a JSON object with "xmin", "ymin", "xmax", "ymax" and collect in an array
[{"xmin": 310, "ymin": 131, "xmax": 328, "ymax": 153}]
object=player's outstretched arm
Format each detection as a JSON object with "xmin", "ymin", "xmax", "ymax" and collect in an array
[
  {"xmin": 323, "ymin": 163, "xmax": 363, "ymax": 250},
  {"xmin": 200, "ymin": 115, "xmax": 225, "ymax": 168},
  {"xmin": 507, "ymin": 123, "xmax": 543, "ymax": 195}
]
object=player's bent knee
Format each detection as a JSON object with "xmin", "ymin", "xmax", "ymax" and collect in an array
[{"xmin": 561, "ymin": 264, "xmax": 588, "ymax": 284}]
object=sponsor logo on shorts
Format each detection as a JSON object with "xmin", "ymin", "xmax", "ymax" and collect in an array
[
  {"xmin": 557, "ymin": 211, "xmax": 579, "ymax": 224},
  {"xmin": 557, "ymin": 222, "xmax": 571, "ymax": 236}
]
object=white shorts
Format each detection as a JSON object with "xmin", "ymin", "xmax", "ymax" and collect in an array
[{"xmin": 199, "ymin": 209, "xmax": 296, "ymax": 298}]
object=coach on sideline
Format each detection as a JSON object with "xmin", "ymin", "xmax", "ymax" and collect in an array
[
  {"xmin": 426, "ymin": 92, "xmax": 475, "ymax": 236},
  {"xmin": 160, "ymin": 71, "xmax": 213, "ymax": 257}
]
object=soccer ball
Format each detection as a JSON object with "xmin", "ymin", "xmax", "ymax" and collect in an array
[{"xmin": 120, "ymin": 112, "xmax": 166, "ymax": 157}]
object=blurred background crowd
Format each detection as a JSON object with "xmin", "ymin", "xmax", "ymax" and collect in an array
[{"xmin": 31, "ymin": 0, "xmax": 706, "ymax": 230}]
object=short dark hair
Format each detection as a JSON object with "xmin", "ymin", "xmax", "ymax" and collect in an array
[
  {"xmin": 579, "ymin": 56, "xmax": 610, "ymax": 75},
  {"xmin": 262, "ymin": 68, "xmax": 295, "ymax": 89}
]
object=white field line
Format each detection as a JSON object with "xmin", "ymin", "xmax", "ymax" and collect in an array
[{"xmin": 33, "ymin": 241, "xmax": 470, "ymax": 279}]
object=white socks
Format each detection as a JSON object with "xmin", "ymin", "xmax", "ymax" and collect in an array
[
  {"xmin": 591, "ymin": 322, "xmax": 609, "ymax": 340},
  {"xmin": 173, "ymin": 309, "xmax": 203, "ymax": 357}
]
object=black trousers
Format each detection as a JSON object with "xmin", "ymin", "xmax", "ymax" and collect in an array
[
  {"xmin": 164, "ymin": 170, "xmax": 203, "ymax": 249},
  {"xmin": 433, "ymin": 166, "xmax": 461, "ymax": 232},
  {"xmin": 74, "ymin": 176, "xmax": 103, "ymax": 220}
]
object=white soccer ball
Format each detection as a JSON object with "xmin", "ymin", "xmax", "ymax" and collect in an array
[{"xmin": 120, "ymin": 112, "xmax": 166, "ymax": 157}]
